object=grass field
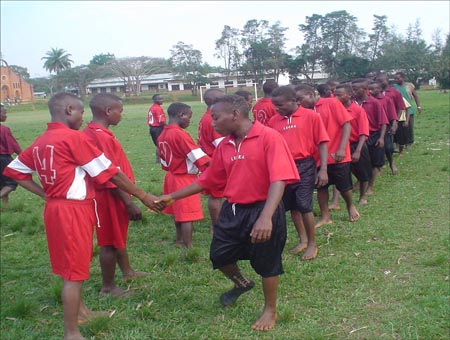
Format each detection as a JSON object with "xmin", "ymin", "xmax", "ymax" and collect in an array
[{"xmin": 0, "ymin": 91, "xmax": 448, "ymax": 340}]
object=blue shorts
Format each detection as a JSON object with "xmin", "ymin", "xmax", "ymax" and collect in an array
[
  {"xmin": 210, "ymin": 200, "xmax": 286, "ymax": 278},
  {"xmin": 283, "ymin": 157, "xmax": 316, "ymax": 213}
]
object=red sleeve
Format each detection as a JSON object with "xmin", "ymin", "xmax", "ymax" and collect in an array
[{"xmin": 358, "ymin": 107, "xmax": 370, "ymax": 137}]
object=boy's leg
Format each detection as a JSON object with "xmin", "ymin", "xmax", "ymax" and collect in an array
[
  {"xmin": 340, "ymin": 190, "xmax": 360, "ymax": 222},
  {"xmin": 99, "ymin": 246, "xmax": 130, "ymax": 297},
  {"xmin": 251, "ymin": 276, "xmax": 278, "ymax": 331},
  {"xmin": 175, "ymin": 221, "xmax": 183, "ymax": 247},
  {"xmin": 315, "ymin": 189, "xmax": 332, "ymax": 228},
  {"xmin": 367, "ymin": 167, "xmax": 381, "ymax": 195},
  {"xmin": 180, "ymin": 221, "xmax": 193, "ymax": 248},
  {"xmin": 208, "ymin": 196, "xmax": 221, "ymax": 230},
  {"xmin": 358, "ymin": 181, "xmax": 369, "ymax": 205},
  {"xmin": 0, "ymin": 186, "xmax": 14, "ymax": 207},
  {"xmin": 117, "ymin": 248, "xmax": 149, "ymax": 281},
  {"xmin": 289, "ymin": 210, "xmax": 307, "ymax": 254},
  {"xmin": 62, "ymin": 280, "xmax": 85, "ymax": 340},
  {"xmin": 328, "ymin": 186, "xmax": 341, "ymax": 210},
  {"xmin": 300, "ymin": 212, "xmax": 318, "ymax": 260},
  {"xmin": 219, "ymin": 263, "xmax": 254, "ymax": 306}
]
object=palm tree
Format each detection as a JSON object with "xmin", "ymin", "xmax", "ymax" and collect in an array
[{"xmin": 41, "ymin": 48, "xmax": 73, "ymax": 91}]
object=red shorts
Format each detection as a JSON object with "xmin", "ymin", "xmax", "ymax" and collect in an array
[
  {"xmin": 163, "ymin": 172, "xmax": 204, "ymax": 222},
  {"xmin": 95, "ymin": 190, "xmax": 129, "ymax": 249},
  {"xmin": 44, "ymin": 199, "xmax": 96, "ymax": 281}
]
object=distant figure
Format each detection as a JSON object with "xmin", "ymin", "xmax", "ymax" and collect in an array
[
  {"xmin": 234, "ymin": 90, "xmax": 254, "ymax": 110},
  {"xmin": 0, "ymin": 103, "xmax": 22, "ymax": 207},
  {"xmin": 147, "ymin": 94, "xmax": 166, "ymax": 163},
  {"xmin": 157, "ymin": 103, "xmax": 210, "ymax": 248},
  {"xmin": 317, "ymin": 83, "xmax": 332, "ymax": 98},
  {"xmin": 252, "ymin": 80, "xmax": 279, "ymax": 125}
]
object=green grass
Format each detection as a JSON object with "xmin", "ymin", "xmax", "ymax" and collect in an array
[{"xmin": 1, "ymin": 91, "xmax": 449, "ymax": 339}]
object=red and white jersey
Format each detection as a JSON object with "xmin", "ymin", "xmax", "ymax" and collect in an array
[
  {"xmin": 3, "ymin": 122, "xmax": 118, "ymax": 200},
  {"xmin": 252, "ymin": 98, "xmax": 278, "ymax": 126},
  {"xmin": 83, "ymin": 122, "xmax": 134, "ymax": 190},
  {"xmin": 197, "ymin": 108, "xmax": 224, "ymax": 157},
  {"xmin": 268, "ymin": 106, "xmax": 329, "ymax": 161},
  {"xmin": 147, "ymin": 103, "xmax": 166, "ymax": 127},
  {"xmin": 196, "ymin": 121, "xmax": 299, "ymax": 204},
  {"xmin": 158, "ymin": 124, "xmax": 210, "ymax": 175}
]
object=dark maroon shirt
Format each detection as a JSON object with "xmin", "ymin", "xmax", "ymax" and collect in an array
[
  {"xmin": 0, "ymin": 125, "xmax": 21, "ymax": 155},
  {"xmin": 356, "ymin": 96, "xmax": 389, "ymax": 131},
  {"xmin": 385, "ymin": 86, "xmax": 406, "ymax": 117}
]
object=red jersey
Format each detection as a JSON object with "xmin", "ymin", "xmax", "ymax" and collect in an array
[
  {"xmin": 314, "ymin": 97, "xmax": 353, "ymax": 164},
  {"xmin": 374, "ymin": 94, "xmax": 397, "ymax": 123},
  {"xmin": 197, "ymin": 108, "xmax": 224, "ymax": 157},
  {"xmin": 267, "ymin": 106, "xmax": 329, "ymax": 160},
  {"xmin": 158, "ymin": 124, "xmax": 210, "ymax": 175},
  {"xmin": 196, "ymin": 121, "xmax": 299, "ymax": 204},
  {"xmin": 356, "ymin": 96, "xmax": 389, "ymax": 132},
  {"xmin": 0, "ymin": 124, "xmax": 21, "ymax": 155},
  {"xmin": 147, "ymin": 103, "xmax": 166, "ymax": 127},
  {"xmin": 252, "ymin": 98, "xmax": 278, "ymax": 126},
  {"xmin": 3, "ymin": 122, "xmax": 118, "ymax": 200},
  {"xmin": 346, "ymin": 102, "xmax": 370, "ymax": 143},
  {"xmin": 83, "ymin": 122, "xmax": 134, "ymax": 190},
  {"xmin": 385, "ymin": 86, "xmax": 405, "ymax": 117}
]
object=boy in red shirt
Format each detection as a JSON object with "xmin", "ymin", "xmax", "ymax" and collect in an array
[
  {"xmin": 269, "ymin": 86, "xmax": 329, "ymax": 260},
  {"xmin": 84, "ymin": 93, "xmax": 150, "ymax": 298},
  {"xmin": 3, "ymin": 93, "xmax": 165, "ymax": 340},
  {"xmin": 158, "ymin": 95, "xmax": 299, "ymax": 331},
  {"xmin": 147, "ymin": 94, "xmax": 166, "ymax": 163},
  {"xmin": 197, "ymin": 89, "xmax": 225, "ymax": 228},
  {"xmin": 252, "ymin": 80, "xmax": 279, "ymax": 125},
  {"xmin": 158, "ymin": 103, "xmax": 210, "ymax": 248},
  {"xmin": 295, "ymin": 84, "xmax": 360, "ymax": 227},
  {"xmin": 0, "ymin": 103, "xmax": 22, "ymax": 207}
]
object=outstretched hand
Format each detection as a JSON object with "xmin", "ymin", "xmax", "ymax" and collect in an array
[
  {"xmin": 141, "ymin": 193, "xmax": 166, "ymax": 212},
  {"xmin": 154, "ymin": 194, "xmax": 175, "ymax": 206}
]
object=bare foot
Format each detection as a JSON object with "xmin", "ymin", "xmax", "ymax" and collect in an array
[
  {"xmin": 175, "ymin": 241, "xmax": 183, "ymax": 248},
  {"xmin": 122, "ymin": 271, "xmax": 150, "ymax": 282},
  {"xmin": 78, "ymin": 310, "xmax": 111, "ymax": 325},
  {"xmin": 365, "ymin": 189, "xmax": 373, "ymax": 196},
  {"xmin": 328, "ymin": 203, "xmax": 341, "ymax": 211},
  {"xmin": 289, "ymin": 243, "xmax": 307, "ymax": 254},
  {"xmin": 100, "ymin": 287, "xmax": 132, "ymax": 298},
  {"xmin": 315, "ymin": 218, "xmax": 332, "ymax": 229},
  {"xmin": 251, "ymin": 309, "xmax": 278, "ymax": 331},
  {"xmin": 391, "ymin": 166, "xmax": 399, "ymax": 175},
  {"xmin": 358, "ymin": 198, "xmax": 368, "ymax": 206},
  {"xmin": 301, "ymin": 246, "xmax": 318, "ymax": 261},
  {"xmin": 348, "ymin": 206, "xmax": 360, "ymax": 222}
]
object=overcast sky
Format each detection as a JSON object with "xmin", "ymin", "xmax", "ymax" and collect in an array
[{"xmin": 1, "ymin": 1, "xmax": 449, "ymax": 78}]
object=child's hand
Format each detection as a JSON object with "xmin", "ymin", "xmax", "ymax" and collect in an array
[
  {"xmin": 141, "ymin": 193, "xmax": 166, "ymax": 212},
  {"xmin": 155, "ymin": 194, "xmax": 175, "ymax": 206},
  {"xmin": 126, "ymin": 202, "xmax": 142, "ymax": 220}
]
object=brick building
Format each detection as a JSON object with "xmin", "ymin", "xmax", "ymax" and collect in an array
[{"xmin": 1, "ymin": 59, "xmax": 34, "ymax": 103}]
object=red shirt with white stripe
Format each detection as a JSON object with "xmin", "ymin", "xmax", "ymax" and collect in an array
[
  {"xmin": 196, "ymin": 121, "xmax": 299, "ymax": 204},
  {"xmin": 158, "ymin": 124, "xmax": 210, "ymax": 175},
  {"xmin": 252, "ymin": 98, "xmax": 278, "ymax": 126},
  {"xmin": 3, "ymin": 122, "xmax": 118, "ymax": 200},
  {"xmin": 147, "ymin": 103, "xmax": 166, "ymax": 127},
  {"xmin": 197, "ymin": 108, "xmax": 224, "ymax": 157},
  {"xmin": 267, "ymin": 106, "xmax": 329, "ymax": 160}
]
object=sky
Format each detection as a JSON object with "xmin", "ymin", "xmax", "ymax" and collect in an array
[{"xmin": 1, "ymin": 1, "xmax": 449, "ymax": 78}]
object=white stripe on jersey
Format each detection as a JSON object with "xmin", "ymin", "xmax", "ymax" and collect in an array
[
  {"xmin": 82, "ymin": 153, "xmax": 112, "ymax": 177},
  {"xmin": 213, "ymin": 137, "xmax": 225, "ymax": 147},
  {"xmin": 66, "ymin": 166, "xmax": 87, "ymax": 200},
  {"xmin": 7, "ymin": 158, "xmax": 35, "ymax": 173},
  {"xmin": 185, "ymin": 148, "xmax": 206, "ymax": 175}
]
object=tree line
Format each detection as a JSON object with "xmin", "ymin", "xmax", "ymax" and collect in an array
[{"xmin": 11, "ymin": 11, "xmax": 449, "ymax": 98}]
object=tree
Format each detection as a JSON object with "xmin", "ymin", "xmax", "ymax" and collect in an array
[
  {"xmin": 215, "ymin": 25, "xmax": 242, "ymax": 81},
  {"xmin": 297, "ymin": 14, "xmax": 324, "ymax": 81},
  {"xmin": 41, "ymin": 48, "xmax": 73, "ymax": 91},
  {"xmin": 367, "ymin": 15, "xmax": 389, "ymax": 63},
  {"xmin": 90, "ymin": 53, "xmax": 115, "ymax": 66},
  {"xmin": 433, "ymin": 33, "xmax": 450, "ymax": 89},
  {"xmin": 267, "ymin": 21, "xmax": 288, "ymax": 82},
  {"xmin": 170, "ymin": 42, "xmax": 205, "ymax": 95},
  {"xmin": 28, "ymin": 76, "xmax": 57, "ymax": 96},
  {"xmin": 9, "ymin": 65, "xmax": 30, "ymax": 80},
  {"xmin": 110, "ymin": 57, "xmax": 168, "ymax": 96},
  {"xmin": 58, "ymin": 65, "xmax": 96, "ymax": 100}
]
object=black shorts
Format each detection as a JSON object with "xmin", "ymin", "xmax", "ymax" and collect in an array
[
  {"xmin": 0, "ymin": 155, "xmax": 18, "ymax": 191},
  {"xmin": 283, "ymin": 157, "xmax": 316, "ymax": 213},
  {"xmin": 384, "ymin": 123, "xmax": 394, "ymax": 156},
  {"xmin": 318, "ymin": 162, "xmax": 352, "ymax": 193},
  {"xmin": 149, "ymin": 126, "xmax": 164, "ymax": 146},
  {"xmin": 367, "ymin": 130, "xmax": 385, "ymax": 168},
  {"xmin": 210, "ymin": 200, "xmax": 286, "ymax": 278},
  {"xmin": 350, "ymin": 142, "xmax": 372, "ymax": 182}
]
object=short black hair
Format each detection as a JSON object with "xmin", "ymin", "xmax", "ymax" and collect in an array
[
  {"xmin": 262, "ymin": 80, "xmax": 279, "ymax": 95},
  {"xmin": 213, "ymin": 94, "xmax": 249, "ymax": 118},
  {"xmin": 204, "ymin": 88, "xmax": 224, "ymax": 107},
  {"xmin": 167, "ymin": 102, "xmax": 191, "ymax": 117},
  {"xmin": 48, "ymin": 92, "xmax": 81, "ymax": 116},
  {"xmin": 335, "ymin": 84, "xmax": 353, "ymax": 94},
  {"xmin": 316, "ymin": 84, "xmax": 330, "ymax": 96},
  {"xmin": 272, "ymin": 86, "xmax": 296, "ymax": 101},
  {"xmin": 234, "ymin": 90, "xmax": 252, "ymax": 101},
  {"xmin": 89, "ymin": 93, "xmax": 122, "ymax": 115},
  {"xmin": 152, "ymin": 94, "xmax": 162, "ymax": 101},
  {"xmin": 294, "ymin": 84, "xmax": 315, "ymax": 95}
]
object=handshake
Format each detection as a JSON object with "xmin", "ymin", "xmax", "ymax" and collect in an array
[{"xmin": 140, "ymin": 193, "xmax": 175, "ymax": 213}]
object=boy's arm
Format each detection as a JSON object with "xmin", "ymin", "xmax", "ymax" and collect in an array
[
  {"xmin": 15, "ymin": 180, "xmax": 46, "ymax": 199},
  {"xmin": 109, "ymin": 171, "xmax": 165, "ymax": 212},
  {"xmin": 112, "ymin": 188, "xmax": 142, "ymax": 221},
  {"xmin": 250, "ymin": 180, "xmax": 285, "ymax": 244},
  {"xmin": 157, "ymin": 182, "xmax": 204, "ymax": 206},
  {"xmin": 335, "ymin": 122, "xmax": 351, "ymax": 162},
  {"xmin": 316, "ymin": 142, "xmax": 328, "ymax": 187},
  {"xmin": 352, "ymin": 135, "xmax": 367, "ymax": 163},
  {"xmin": 412, "ymin": 90, "xmax": 422, "ymax": 113},
  {"xmin": 376, "ymin": 125, "xmax": 386, "ymax": 148}
]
